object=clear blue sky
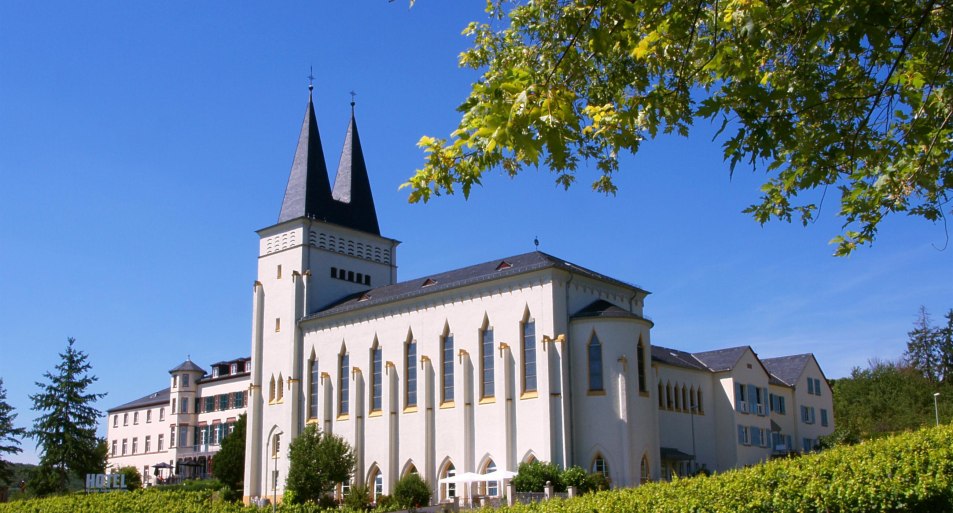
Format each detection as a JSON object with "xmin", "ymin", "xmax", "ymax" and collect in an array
[{"xmin": 1, "ymin": 3, "xmax": 950, "ymax": 464}]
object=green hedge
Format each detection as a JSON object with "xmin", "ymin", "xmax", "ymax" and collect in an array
[{"xmin": 3, "ymin": 425, "xmax": 951, "ymax": 512}]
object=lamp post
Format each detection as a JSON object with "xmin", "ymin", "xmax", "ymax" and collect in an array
[{"xmin": 934, "ymin": 392, "xmax": 941, "ymax": 427}]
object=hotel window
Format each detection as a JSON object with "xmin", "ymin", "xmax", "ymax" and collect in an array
[
  {"xmin": 308, "ymin": 358, "xmax": 319, "ymax": 418},
  {"xmin": 123, "ymin": 413, "xmax": 128, "ymax": 426},
  {"xmin": 179, "ymin": 426, "xmax": 189, "ymax": 448},
  {"xmin": 180, "ymin": 399, "xmax": 188, "ymax": 414},
  {"xmin": 219, "ymin": 394, "xmax": 229, "ymax": 410},
  {"xmin": 821, "ymin": 408, "xmax": 829, "ymax": 427},
  {"xmin": 814, "ymin": 378, "xmax": 822, "ymax": 396},
  {"xmin": 122, "ymin": 439, "xmax": 127, "ymax": 455},
  {"xmin": 442, "ymin": 334, "xmax": 454, "ymax": 403},
  {"xmin": 738, "ymin": 425, "xmax": 750, "ymax": 445},
  {"xmin": 111, "ymin": 440, "xmax": 117, "ymax": 456},
  {"xmin": 658, "ymin": 382, "xmax": 664, "ymax": 408},
  {"xmin": 697, "ymin": 389, "xmax": 704, "ymax": 413},
  {"xmin": 272, "ymin": 433, "xmax": 281, "ymax": 458},
  {"xmin": 275, "ymin": 317, "xmax": 281, "ymax": 332},
  {"xmin": 159, "ymin": 407, "xmax": 165, "ymax": 421},
  {"xmin": 640, "ymin": 455, "xmax": 650, "ymax": 484},
  {"xmin": 182, "ymin": 374, "xmax": 190, "ymax": 388},
  {"xmin": 145, "ymin": 435, "xmax": 151, "ymax": 453},
  {"xmin": 132, "ymin": 437, "xmax": 138, "ymax": 454},
  {"xmin": 339, "ymin": 352, "xmax": 350, "ymax": 416},
  {"xmin": 276, "ymin": 376, "xmax": 284, "ymax": 402},
  {"xmin": 406, "ymin": 339, "xmax": 417, "ymax": 408},
  {"xmin": 481, "ymin": 327, "xmax": 495, "ymax": 398},
  {"xmin": 231, "ymin": 363, "xmax": 238, "ymax": 374},
  {"xmin": 637, "ymin": 338, "xmax": 647, "ymax": 393},
  {"xmin": 277, "ymin": 265, "xmax": 282, "ymax": 279},
  {"xmin": 113, "ymin": 415, "xmax": 118, "ymax": 428},
  {"xmin": 588, "ymin": 334, "xmax": 604, "ymax": 391},
  {"xmin": 173, "ymin": 375, "xmax": 177, "ymax": 388},
  {"xmin": 170, "ymin": 427, "xmax": 176, "ymax": 447},
  {"xmin": 807, "ymin": 377, "xmax": 814, "ymax": 394},
  {"xmin": 269, "ymin": 376, "xmax": 276, "ymax": 403},
  {"xmin": 205, "ymin": 396, "xmax": 215, "ymax": 412},
  {"xmin": 146, "ymin": 410, "xmax": 152, "ymax": 423},
  {"xmin": 522, "ymin": 321, "xmax": 537, "ymax": 393},
  {"xmin": 371, "ymin": 344, "xmax": 383, "ymax": 412},
  {"xmin": 483, "ymin": 460, "xmax": 498, "ymax": 496},
  {"xmin": 158, "ymin": 434, "xmax": 164, "ymax": 451}
]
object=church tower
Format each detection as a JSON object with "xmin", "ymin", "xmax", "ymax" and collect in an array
[{"xmin": 244, "ymin": 88, "xmax": 399, "ymax": 503}]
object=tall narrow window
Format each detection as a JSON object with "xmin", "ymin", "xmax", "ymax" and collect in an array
[
  {"xmin": 588, "ymin": 335, "xmax": 603, "ymax": 391},
  {"xmin": 339, "ymin": 352, "xmax": 350, "ymax": 416},
  {"xmin": 640, "ymin": 455, "xmax": 650, "ymax": 484},
  {"xmin": 658, "ymin": 382, "xmax": 664, "ymax": 408},
  {"xmin": 371, "ymin": 344, "xmax": 382, "ymax": 412},
  {"xmin": 636, "ymin": 338, "xmax": 647, "ymax": 393},
  {"xmin": 481, "ymin": 327, "xmax": 495, "ymax": 398},
  {"xmin": 442, "ymin": 334, "xmax": 454, "ymax": 403},
  {"xmin": 591, "ymin": 455, "xmax": 608, "ymax": 476},
  {"xmin": 269, "ymin": 376, "xmax": 276, "ymax": 403},
  {"xmin": 522, "ymin": 321, "xmax": 537, "ymax": 393},
  {"xmin": 406, "ymin": 339, "xmax": 417, "ymax": 408},
  {"xmin": 309, "ymin": 358, "xmax": 319, "ymax": 419}
]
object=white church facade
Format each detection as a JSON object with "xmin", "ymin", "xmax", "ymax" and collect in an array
[{"xmin": 104, "ymin": 88, "xmax": 834, "ymax": 502}]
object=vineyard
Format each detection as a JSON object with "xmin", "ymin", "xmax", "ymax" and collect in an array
[{"xmin": 3, "ymin": 424, "xmax": 951, "ymax": 513}]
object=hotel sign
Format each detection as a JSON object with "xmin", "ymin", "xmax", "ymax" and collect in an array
[{"xmin": 85, "ymin": 473, "xmax": 127, "ymax": 493}]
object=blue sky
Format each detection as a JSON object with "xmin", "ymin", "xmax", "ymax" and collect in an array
[{"xmin": 1, "ymin": 2, "xmax": 950, "ymax": 464}]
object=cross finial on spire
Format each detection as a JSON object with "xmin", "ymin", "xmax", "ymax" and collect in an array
[
  {"xmin": 349, "ymin": 90, "xmax": 357, "ymax": 111},
  {"xmin": 308, "ymin": 66, "xmax": 315, "ymax": 92}
]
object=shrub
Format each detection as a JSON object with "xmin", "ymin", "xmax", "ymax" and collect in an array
[
  {"xmin": 393, "ymin": 472, "xmax": 431, "ymax": 509},
  {"xmin": 113, "ymin": 467, "xmax": 141, "ymax": 491},
  {"xmin": 374, "ymin": 493, "xmax": 399, "ymax": 511},
  {"xmin": 343, "ymin": 483, "xmax": 372, "ymax": 511},
  {"xmin": 559, "ymin": 466, "xmax": 588, "ymax": 492},
  {"xmin": 286, "ymin": 425, "xmax": 355, "ymax": 504},
  {"xmin": 512, "ymin": 460, "xmax": 563, "ymax": 492}
]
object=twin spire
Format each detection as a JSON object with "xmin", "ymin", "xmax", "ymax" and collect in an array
[{"xmin": 277, "ymin": 90, "xmax": 380, "ymax": 236}]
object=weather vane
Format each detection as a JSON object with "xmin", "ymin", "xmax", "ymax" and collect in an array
[
  {"xmin": 350, "ymin": 90, "xmax": 357, "ymax": 107},
  {"xmin": 308, "ymin": 66, "xmax": 315, "ymax": 92},
  {"xmin": 534, "ymin": 236, "xmax": 539, "ymax": 249}
]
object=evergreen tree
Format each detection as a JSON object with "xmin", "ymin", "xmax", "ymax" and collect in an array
[
  {"xmin": 906, "ymin": 306, "xmax": 940, "ymax": 382},
  {"xmin": 938, "ymin": 310, "xmax": 953, "ymax": 384},
  {"xmin": 29, "ymin": 337, "xmax": 106, "ymax": 495},
  {"xmin": 0, "ymin": 378, "xmax": 26, "ymax": 487}
]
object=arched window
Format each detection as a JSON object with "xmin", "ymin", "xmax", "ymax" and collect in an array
[
  {"xmin": 441, "ymin": 333, "xmax": 454, "ymax": 404},
  {"xmin": 482, "ymin": 460, "xmax": 499, "ymax": 496},
  {"xmin": 309, "ymin": 357, "xmax": 319, "ymax": 419},
  {"xmin": 681, "ymin": 385, "xmax": 688, "ymax": 412},
  {"xmin": 276, "ymin": 374, "xmax": 284, "ymax": 402},
  {"xmin": 368, "ymin": 466, "xmax": 383, "ymax": 501},
  {"xmin": 673, "ymin": 382, "xmax": 680, "ymax": 410},
  {"xmin": 636, "ymin": 338, "xmax": 647, "ymax": 393},
  {"xmin": 481, "ymin": 324, "xmax": 495, "ymax": 398},
  {"xmin": 666, "ymin": 382, "xmax": 673, "ymax": 410},
  {"xmin": 339, "ymin": 350, "xmax": 350, "ymax": 416},
  {"xmin": 697, "ymin": 389, "xmax": 704, "ymax": 413},
  {"xmin": 441, "ymin": 462, "xmax": 456, "ymax": 501},
  {"xmin": 689, "ymin": 386, "xmax": 696, "ymax": 413},
  {"xmin": 588, "ymin": 334, "xmax": 604, "ymax": 391},
  {"xmin": 640, "ymin": 454, "xmax": 650, "ymax": 484},
  {"xmin": 658, "ymin": 382, "xmax": 664, "ymax": 408},
  {"xmin": 591, "ymin": 454, "xmax": 609, "ymax": 477},
  {"xmin": 406, "ymin": 339, "xmax": 417, "ymax": 408},
  {"xmin": 269, "ymin": 376, "xmax": 276, "ymax": 403},
  {"xmin": 370, "ymin": 342, "xmax": 382, "ymax": 412},
  {"xmin": 522, "ymin": 319, "xmax": 537, "ymax": 393}
]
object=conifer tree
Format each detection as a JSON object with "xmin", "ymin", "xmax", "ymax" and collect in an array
[
  {"xmin": 0, "ymin": 378, "xmax": 26, "ymax": 487},
  {"xmin": 906, "ymin": 307, "xmax": 940, "ymax": 382},
  {"xmin": 29, "ymin": 337, "xmax": 106, "ymax": 494}
]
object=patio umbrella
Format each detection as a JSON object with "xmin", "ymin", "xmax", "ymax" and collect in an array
[
  {"xmin": 438, "ymin": 472, "xmax": 483, "ymax": 506},
  {"xmin": 479, "ymin": 469, "xmax": 517, "ymax": 481}
]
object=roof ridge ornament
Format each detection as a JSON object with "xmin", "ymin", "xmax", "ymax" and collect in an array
[{"xmin": 308, "ymin": 66, "xmax": 315, "ymax": 93}]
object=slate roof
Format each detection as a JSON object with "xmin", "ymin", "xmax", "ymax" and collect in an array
[
  {"xmin": 107, "ymin": 387, "xmax": 170, "ymax": 413},
  {"xmin": 169, "ymin": 359, "xmax": 206, "ymax": 374},
  {"xmin": 691, "ymin": 346, "xmax": 750, "ymax": 372},
  {"xmin": 330, "ymin": 109, "xmax": 380, "ymax": 235},
  {"xmin": 572, "ymin": 299, "xmax": 644, "ymax": 320},
  {"xmin": 278, "ymin": 91, "xmax": 334, "ymax": 224},
  {"xmin": 305, "ymin": 251, "xmax": 646, "ymax": 321},
  {"xmin": 651, "ymin": 345, "xmax": 708, "ymax": 371},
  {"xmin": 762, "ymin": 354, "xmax": 813, "ymax": 387}
]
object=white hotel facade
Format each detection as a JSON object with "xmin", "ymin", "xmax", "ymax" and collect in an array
[{"xmin": 105, "ymin": 89, "xmax": 834, "ymax": 501}]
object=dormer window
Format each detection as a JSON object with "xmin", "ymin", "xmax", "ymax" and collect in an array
[
  {"xmin": 231, "ymin": 363, "xmax": 238, "ymax": 374},
  {"xmin": 422, "ymin": 278, "xmax": 437, "ymax": 287},
  {"xmin": 496, "ymin": 261, "xmax": 512, "ymax": 271},
  {"xmin": 212, "ymin": 367, "xmax": 220, "ymax": 378}
]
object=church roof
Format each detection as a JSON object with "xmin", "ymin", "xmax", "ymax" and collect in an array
[
  {"xmin": 691, "ymin": 346, "xmax": 750, "ymax": 372},
  {"xmin": 330, "ymin": 110, "xmax": 380, "ymax": 235},
  {"xmin": 651, "ymin": 345, "xmax": 709, "ymax": 371},
  {"xmin": 305, "ymin": 251, "xmax": 647, "ymax": 321},
  {"xmin": 572, "ymin": 299, "xmax": 644, "ymax": 320},
  {"xmin": 278, "ymin": 91, "xmax": 335, "ymax": 224},
  {"xmin": 169, "ymin": 359, "xmax": 206, "ymax": 374},
  {"xmin": 762, "ymin": 353, "xmax": 813, "ymax": 387},
  {"xmin": 107, "ymin": 387, "xmax": 170, "ymax": 413}
]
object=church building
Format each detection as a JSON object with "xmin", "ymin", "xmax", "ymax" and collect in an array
[{"xmin": 242, "ymin": 88, "xmax": 661, "ymax": 502}]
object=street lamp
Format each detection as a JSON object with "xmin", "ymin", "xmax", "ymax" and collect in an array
[{"xmin": 934, "ymin": 393, "xmax": 941, "ymax": 427}]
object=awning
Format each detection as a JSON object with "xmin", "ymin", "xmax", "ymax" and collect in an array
[{"xmin": 660, "ymin": 447, "xmax": 694, "ymax": 461}]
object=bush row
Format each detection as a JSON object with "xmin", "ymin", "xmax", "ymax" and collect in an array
[{"xmin": 3, "ymin": 425, "xmax": 951, "ymax": 513}]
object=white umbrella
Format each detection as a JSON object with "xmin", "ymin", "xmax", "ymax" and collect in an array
[
  {"xmin": 438, "ymin": 471, "xmax": 483, "ymax": 484},
  {"xmin": 479, "ymin": 469, "xmax": 517, "ymax": 481}
]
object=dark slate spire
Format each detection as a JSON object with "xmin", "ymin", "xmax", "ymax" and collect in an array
[
  {"xmin": 331, "ymin": 104, "xmax": 380, "ymax": 235},
  {"xmin": 278, "ymin": 90, "xmax": 334, "ymax": 224}
]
